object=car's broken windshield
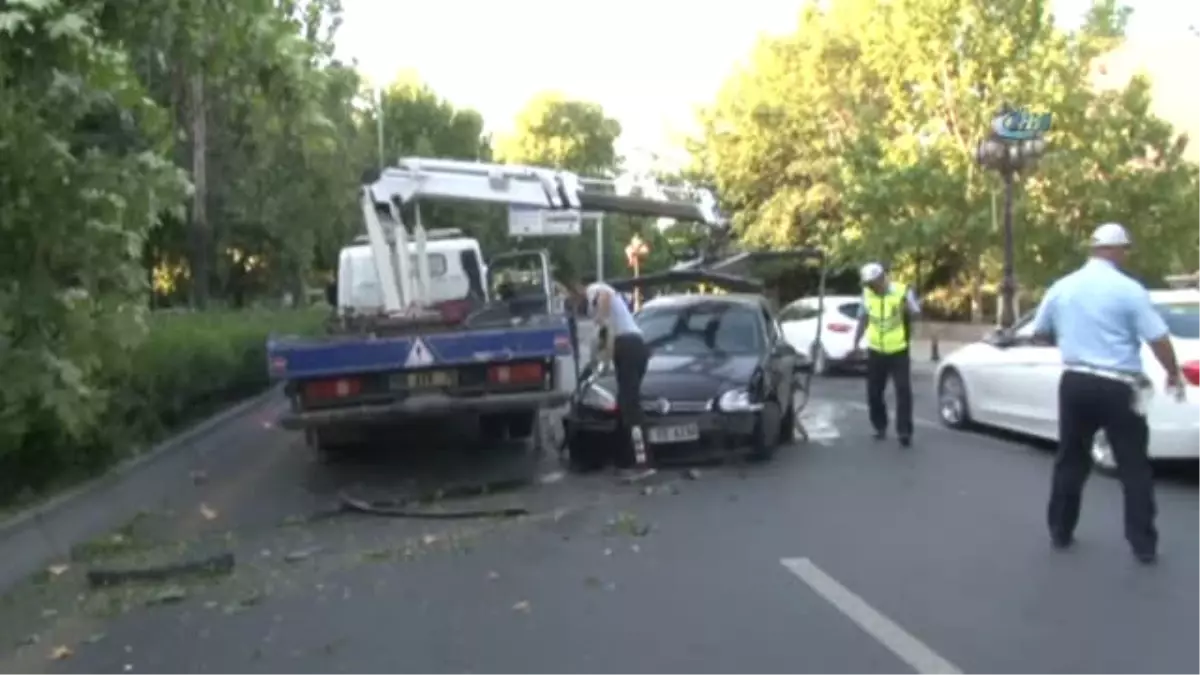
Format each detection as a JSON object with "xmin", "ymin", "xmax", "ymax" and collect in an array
[{"xmin": 636, "ymin": 303, "xmax": 764, "ymax": 355}]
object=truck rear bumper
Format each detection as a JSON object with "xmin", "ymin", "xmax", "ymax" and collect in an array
[{"xmin": 280, "ymin": 390, "xmax": 570, "ymax": 430}]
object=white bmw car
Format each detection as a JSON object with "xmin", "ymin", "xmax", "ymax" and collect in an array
[{"xmin": 934, "ymin": 288, "xmax": 1199, "ymax": 469}]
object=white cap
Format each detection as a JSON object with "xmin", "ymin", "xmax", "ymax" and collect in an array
[
  {"xmin": 860, "ymin": 262, "xmax": 885, "ymax": 284},
  {"xmin": 1090, "ymin": 222, "xmax": 1131, "ymax": 247}
]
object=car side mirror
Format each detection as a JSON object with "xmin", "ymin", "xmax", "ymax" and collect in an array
[{"xmin": 325, "ymin": 281, "xmax": 337, "ymax": 307}]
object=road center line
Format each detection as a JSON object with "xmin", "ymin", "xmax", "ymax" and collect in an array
[{"xmin": 780, "ymin": 557, "xmax": 963, "ymax": 675}]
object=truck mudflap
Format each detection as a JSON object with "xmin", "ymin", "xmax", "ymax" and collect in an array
[{"xmin": 279, "ymin": 389, "xmax": 570, "ymax": 430}]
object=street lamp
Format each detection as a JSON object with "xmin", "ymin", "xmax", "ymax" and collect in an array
[{"xmin": 975, "ymin": 106, "xmax": 1048, "ymax": 329}]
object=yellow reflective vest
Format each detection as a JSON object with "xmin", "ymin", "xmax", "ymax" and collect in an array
[{"xmin": 863, "ymin": 283, "xmax": 911, "ymax": 354}]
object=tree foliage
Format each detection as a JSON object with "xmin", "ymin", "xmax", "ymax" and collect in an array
[{"xmin": 693, "ymin": 0, "xmax": 1199, "ymax": 316}]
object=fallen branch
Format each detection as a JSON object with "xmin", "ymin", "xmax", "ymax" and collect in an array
[
  {"xmin": 86, "ymin": 552, "xmax": 235, "ymax": 588},
  {"xmin": 339, "ymin": 493, "xmax": 528, "ymax": 519}
]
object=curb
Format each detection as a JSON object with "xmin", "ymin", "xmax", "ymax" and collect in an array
[{"xmin": 0, "ymin": 385, "xmax": 284, "ymax": 594}]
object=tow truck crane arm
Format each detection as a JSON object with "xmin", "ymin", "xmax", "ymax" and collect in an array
[{"xmin": 360, "ymin": 158, "xmax": 719, "ymax": 315}]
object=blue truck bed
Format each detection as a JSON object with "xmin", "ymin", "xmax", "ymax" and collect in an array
[{"xmin": 267, "ymin": 321, "xmax": 572, "ymax": 381}]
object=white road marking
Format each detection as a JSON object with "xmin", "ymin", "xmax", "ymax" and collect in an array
[
  {"xmin": 781, "ymin": 557, "xmax": 963, "ymax": 675},
  {"xmin": 843, "ymin": 401, "xmax": 941, "ymax": 430}
]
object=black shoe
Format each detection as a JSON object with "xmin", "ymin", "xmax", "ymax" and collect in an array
[
  {"xmin": 872, "ymin": 429, "xmax": 886, "ymax": 441},
  {"xmin": 898, "ymin": 436, "xmax": 912, "ymax": 448},
  {"xmin": 1133, "ymin": 550, "xmax": 1158, "ymax": 565},
  {"xmin": 1050, "ymin": 534, "xmax": 1075, "ymax": 550}
]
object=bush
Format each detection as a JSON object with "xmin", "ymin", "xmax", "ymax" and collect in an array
[{"xmin": 0, "ymin": 308, "xmax": 326, "ymax": 509}]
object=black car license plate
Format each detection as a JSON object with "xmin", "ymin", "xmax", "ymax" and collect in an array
[
  {"xmin": 392, "ymin": 370, "xmax": 457, "ymax": 390},
  {"xmin": 648, "ymin": 423, "xmax": 700, "ymax": 444}
]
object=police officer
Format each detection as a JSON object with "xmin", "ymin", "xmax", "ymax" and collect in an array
[
  {"xmin": 851, "ymin": 263, "xmax": 921, "ymax": 446},
  {"xmin": 1031, "ymin": 223, "xmax": 1184, "ymax": 565}
]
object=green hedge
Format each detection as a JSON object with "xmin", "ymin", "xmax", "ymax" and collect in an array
[{"xmin": 0, "ymin": 308, "xmax": 326, "ymax": 510}]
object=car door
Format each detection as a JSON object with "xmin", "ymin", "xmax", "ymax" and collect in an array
[
  {"xmin": 980, "ymin": 317, "xmax": 1063, "ymax": 438},
  {"xmin": 762, "ymin": 305, "xmax": 795, "ymax": 405}
]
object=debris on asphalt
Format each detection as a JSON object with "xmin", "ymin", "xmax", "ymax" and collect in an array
[
  {"xmin": 47, "ymin": 563, "xmax": 70, "ymax": 577},
  {"xmin": 84, "ymin": 632, "xmax": 107, "ymax": 645},
  {"xmin": 17, "ymin": 634, "xmax": 39, "ymax": 647},
  {"xmin": 41, "ymin": 608, "xmax": 58, "ymax": 619},
  {"xmin": 539, "ymin": 470, "xmax": 565, "ymax": 484},
  {"xmin": 683, "ymin": 468, "xmax": 702, "ymax": 480},
  {"xmin": 512, "ymin": 600, "xmax": 531, "ymax": 613},
  {"xmin": 604, "ymin": 512, "xmax": 652, "ymax": 537},
  {"xmin": 630, "ymin": 544, "xmax": 641, "ymax": 553},
  {"xmin": 86, "ymin": 552, "xmax": 235, "ymax": 588},
  {"xmin": 199, "ymin": 504, "xmax": 218, "ymax": 521},
  {"xmin": 584, "ymin": 576, "xmax": 602, "ymax": 588},
  {"xmin": 190, "ymin": 470, "xmax": 209, "ymax": 485},
  {"xmin": 339, "ymin": 492, "xmax": 529, "ymax": 520},
  {"xmin": 49, "ymin": 645, "xmax": 73, "ymax": 660},
  {"xmin": 146, "ymin": 585, "xmax": 188, "ymax": 605},
  {"xmin": 603, "ymin": 548, "xmax": 613, "ymax": 556},
  {"xmin": 283, "ymin": 546, "xmax": 323, "ymax": 564},
  {"xmin": 487, "ymin": 571, "xmax": 500, "ymax": 581},
  {"xmin": 640, "ymin": 485, "xmax": 655, "ymax": 496}
]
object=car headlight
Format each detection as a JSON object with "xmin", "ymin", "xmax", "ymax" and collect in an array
[
  {"xmin": 579, "ymin": 383, "xmax": 617, "ymax": 412},
  {"xmin": 717, "ymin": 388, "xmax": 764, "ymax": 412}
]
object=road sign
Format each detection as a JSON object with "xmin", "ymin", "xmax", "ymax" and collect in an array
[{"xmin": 508, "ymin": 205, "xmax": 582, "ymax": 237}]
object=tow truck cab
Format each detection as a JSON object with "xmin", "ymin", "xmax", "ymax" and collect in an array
[{"xmin": 332, "ymin": 229, "xmax": 488, "ymax": 322}]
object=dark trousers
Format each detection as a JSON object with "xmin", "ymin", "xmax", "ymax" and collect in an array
[
  {"xmin": 865, "ymin": 348, "xmax": 913, "ymax": 438},
  {"xmin": 1049, "ymin": 371, "xmax": 1157, "ymax": 554},
  {"xmin": 613, "ymin": 334, "xmax": 649, "ymax": 432}
]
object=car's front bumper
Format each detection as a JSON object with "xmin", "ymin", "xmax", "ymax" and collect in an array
[{"xmin": 565, "ymin": 408, "xmax": 759, "ymax": 454}]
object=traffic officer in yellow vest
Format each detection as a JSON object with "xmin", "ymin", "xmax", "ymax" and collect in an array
[{"xmin": 851, "ymin": 262, "xmax": 921, "ymax": 446}]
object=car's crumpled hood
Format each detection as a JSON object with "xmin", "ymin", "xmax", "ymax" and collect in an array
[{"xmin": 590, "ymin": 353, "xmax": 759, "ymax": 401}]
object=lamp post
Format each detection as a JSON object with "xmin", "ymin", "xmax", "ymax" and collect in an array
[{"xmin": 975, "ymin": 106, "xmax": 1048, "ymax": 329}]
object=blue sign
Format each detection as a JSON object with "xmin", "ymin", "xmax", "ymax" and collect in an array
[{"xmin": 991, "ymin": 108, "xmax": 1052, "ymax": 141}]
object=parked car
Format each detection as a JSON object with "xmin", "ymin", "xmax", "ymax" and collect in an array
[
  {"xmin": 778, "ymin": 295, "xmax": 868, "ymax": 375},
  {"xmin": 563, "ymin": 292, "xmax": 801, "ymax": 468},
  {"xmin": 934, "ymin": 288, "xmax": 1200, "ymax": 470}
]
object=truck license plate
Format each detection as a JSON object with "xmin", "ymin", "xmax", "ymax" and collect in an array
[
  {"xmin": 395, "ymin": 370, "xmax": 457, "ymax": 390},
  {"xmin": 648, "ymin": 423, "xmax": 700, "ymax": 444}
]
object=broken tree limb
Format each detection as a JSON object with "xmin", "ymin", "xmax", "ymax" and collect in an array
[{"xmin": 86, "ymin": 552, "xmax": 234, "ymax": 588}]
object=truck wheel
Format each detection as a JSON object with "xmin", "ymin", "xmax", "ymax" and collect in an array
[
  {"xmin": 505, "ymin": 412, "xmax": 536, "ymax": 440},
  {"xmin": 307, "ymin": 429, "xmax": 351, "ymax": 464},
  {"xmin": 749, "ymin": 401, "xmax": 782, "ymax": 462}
]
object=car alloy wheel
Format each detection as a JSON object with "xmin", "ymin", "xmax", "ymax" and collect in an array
[
  {"xmin": 1091, "ymin": 431, "xmax": 1118, "ymax": 472},
  {"xmin": 937, "ymin": 371, "xmax": 969, "ymax": 428}
]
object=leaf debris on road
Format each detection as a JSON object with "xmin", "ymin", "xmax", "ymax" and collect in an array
[
  {"xmin": 199, "ymin": 504, "xmax": 218, "ymax": 521},
  {"xmin": 49, "ymin": 645, "xmax": 73, "ymax": 660}
]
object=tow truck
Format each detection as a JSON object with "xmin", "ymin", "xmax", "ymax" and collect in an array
[{"xmin": 266, "ymin": 158, "xmax": 718, "ymax": 459}]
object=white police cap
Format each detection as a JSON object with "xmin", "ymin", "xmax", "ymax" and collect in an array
[
  {"xmin": 1090, "ymin": 222, "xmax": 1131, "ymax": 247},
  {"xmin": 860, "ymin": 262, "xmax": 885, "ymax": 283}
]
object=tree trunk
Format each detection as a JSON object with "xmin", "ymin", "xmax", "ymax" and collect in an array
[{"xmin": 188, "ymin": 72, "xmax": 210, "ymax": 309}]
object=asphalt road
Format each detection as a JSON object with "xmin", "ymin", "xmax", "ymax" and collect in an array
[{"xmin": 2, "ymin": 370, "xmax": 1196, "ymax": 674}]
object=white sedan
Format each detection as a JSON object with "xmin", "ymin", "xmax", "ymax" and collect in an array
[
  {"xmin": 934, "ymin": 288, "xmax": 1199, "ymax": 470},
  {"xmin": 779, "ymin": 295, "xmax": 868, "ymax": 374}
]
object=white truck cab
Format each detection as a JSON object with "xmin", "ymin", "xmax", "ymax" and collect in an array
[{"xmin": 334, "ymin": 228, "xmax": 488, "ymax": 317}]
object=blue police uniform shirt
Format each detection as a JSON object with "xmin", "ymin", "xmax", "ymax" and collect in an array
[{"xmin": 1032, "ymin": 257, "xmax": 1169, "ymax": 374}]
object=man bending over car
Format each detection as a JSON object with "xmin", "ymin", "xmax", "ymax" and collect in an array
[{"xmin": 571, "ymin": 276, "xmax": 654, "ymax": 480}]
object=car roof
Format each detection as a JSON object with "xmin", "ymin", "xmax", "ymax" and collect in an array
[
  {"xmin": 785, "ymin": 294, "xmax": 861, "ymax": 307},
  {"xmin": 1149, "ymin": 288, "xmax": 1199, "ymax": 304},
  {"xmin": 640, "ymin": 293, "xmax": 767, "ymax": 312}
]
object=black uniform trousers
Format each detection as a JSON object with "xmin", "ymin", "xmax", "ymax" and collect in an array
[
  {"xmin": 865, "ymin": 348, "xmax": 914, "ymax": 439},
  {"xmin": 1049, "ymin": 370, "xmax": 1157, "ymax": 554}
]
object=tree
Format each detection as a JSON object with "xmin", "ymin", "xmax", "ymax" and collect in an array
[
  {"xmin": 692, "ymin": 0, "xmax": 1199, "ymax": 317},
  {"xmin": 496, "ymin": 92, "xmax": 623, "ymax": 175},
  {"xmin": 0, "ymin": 0, "xmax": 189, "ymax": 457},
  {"xmin": 497, "ymin": 93, "xmax": 629, "ymax": 279}
]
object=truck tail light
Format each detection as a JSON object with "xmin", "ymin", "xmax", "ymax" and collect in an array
[
  {"xmin": 488, "ymin": 362, "xmax": 543, "ymax": 384},
  {"xmin": 826, "ymin": 322, "xmax": 852, "ymax": 333},
  {"xmin": 304, "ymin": 377, "xmax": 362, "ymax": 400},
  {"xmin": 1182, "ymin": 361, "xmax": 1200, "ymax": 387}
]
